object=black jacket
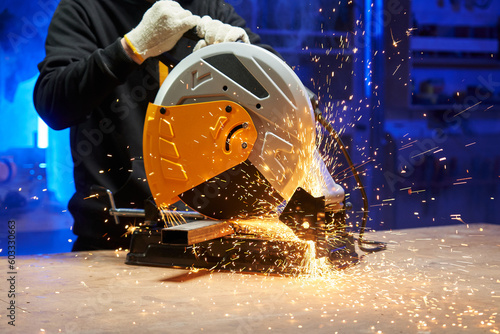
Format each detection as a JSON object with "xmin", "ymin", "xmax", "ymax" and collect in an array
[{"xmin": 34, "ymin": 0, "xmax": 269, "ymax": 246}]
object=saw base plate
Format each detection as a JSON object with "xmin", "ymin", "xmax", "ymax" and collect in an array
[{"xmin": 125, "ymin": 227, "xmax": 359, "ymax": 275}]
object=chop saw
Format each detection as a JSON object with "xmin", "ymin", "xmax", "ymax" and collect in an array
[{"xmin": 102, "ymin": 43, "xmax": 385, "ymax": 274}]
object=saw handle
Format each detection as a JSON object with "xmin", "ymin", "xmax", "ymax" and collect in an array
[{"xmin": 182, "ymin": 27, "xmax": 201, "ymax": 41}]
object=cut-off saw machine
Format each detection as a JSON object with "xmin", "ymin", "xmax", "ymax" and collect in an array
[{"xmin": 99, "ymin": 43, "xmax": 385, "ymax": 274}]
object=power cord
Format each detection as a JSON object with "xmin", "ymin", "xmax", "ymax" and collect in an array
[{"xmin": 314, "ymin": 107, "xmax": 386, "ymax": 253}]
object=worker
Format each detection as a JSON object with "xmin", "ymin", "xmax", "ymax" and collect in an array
[{"xmin": 34, "ymin": 0, "xmax": 275, "ymax": 251}]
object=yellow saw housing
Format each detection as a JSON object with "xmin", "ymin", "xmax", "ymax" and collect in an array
[{"xmin": 143, "ymin": 100, "xmax": 257, "ymax": 208}]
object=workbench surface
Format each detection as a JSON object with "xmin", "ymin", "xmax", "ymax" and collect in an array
[{"xmin": 2, "ymin": 224, "xmax": 499, "ymax": 333}]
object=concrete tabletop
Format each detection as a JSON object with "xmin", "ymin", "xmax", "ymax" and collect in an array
[{"xmin": 1, "ymin": 223, "xmax": 499, "ymax": 333}]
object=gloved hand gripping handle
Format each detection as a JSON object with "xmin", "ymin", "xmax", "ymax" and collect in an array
[{"xmin": 124, "ymin": 0, "xmax": 200, "ymax": 62}]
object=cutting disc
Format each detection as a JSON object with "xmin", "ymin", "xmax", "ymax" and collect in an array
[{"xmin": 148, "ymin": 43, "xmax": 315, "ymax": 219}]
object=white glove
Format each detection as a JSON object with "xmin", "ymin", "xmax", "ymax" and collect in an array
[
  {"xmin": 124, "ymin": 0, "xmax": 200, "ymax": 61},
  {"xmin": 194, "ymin": 15, "xmax": 250, "ymax": 51}
]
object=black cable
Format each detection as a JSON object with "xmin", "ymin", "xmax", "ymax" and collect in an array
[{"xmin": 314, "ymin": 108, "xmax": 386, "ymax": 253}]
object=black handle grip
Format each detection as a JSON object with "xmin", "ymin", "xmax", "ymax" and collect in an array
[{"xmin": 183, "ymin": 27, "xmax": 201, "ymax": 41}]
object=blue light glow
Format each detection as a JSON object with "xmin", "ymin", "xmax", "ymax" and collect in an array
[
  {"xmin": 364, "ymin": 0, "xmax": 372, "ymax": 98},
  {"xmin": 37, "ymin": 118, "xmax": 48, "ymax": 149}
]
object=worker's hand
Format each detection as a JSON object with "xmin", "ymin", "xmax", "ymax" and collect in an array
[
  {"xmin": 124, "ymin": 0, "xmax": 200, "ymax": 63},
  {"xmin": 194, "ymin": 16, "xmax": 250, "ymax": 51}
]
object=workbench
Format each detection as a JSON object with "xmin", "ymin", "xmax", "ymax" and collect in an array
[{"xmin": 2, "ymin": 224, "xmax": 499, "ymax": 333}]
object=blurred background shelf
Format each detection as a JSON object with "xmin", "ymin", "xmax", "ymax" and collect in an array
[{"xmin": 412, "ymin": 57, "xmax": 500, "ymax": 68}]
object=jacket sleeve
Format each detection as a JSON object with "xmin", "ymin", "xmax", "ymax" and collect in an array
[{"xmin": 33, "ymin": 1, "xmax": 139, "ymax": 130}]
